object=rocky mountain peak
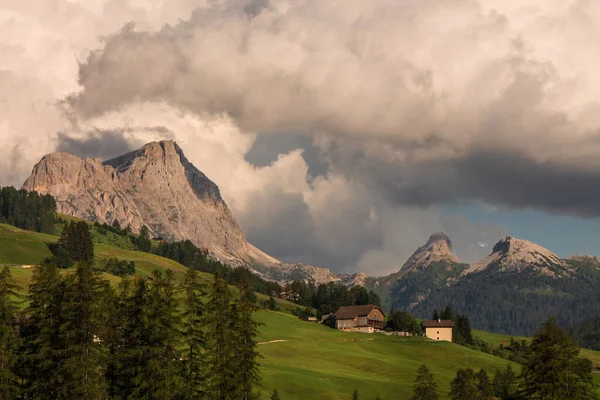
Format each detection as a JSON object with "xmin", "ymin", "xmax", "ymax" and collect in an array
[
  {"xmin": 23, "ymin": 141, "xmax": 272, "ymax": 265},
  {"xmin": 463, "ymin": 236, "xmax": 571, "ymax": 277},
  {"xmin": 398, "ymin": 232, "xmax": 459, "ymax": 276}
]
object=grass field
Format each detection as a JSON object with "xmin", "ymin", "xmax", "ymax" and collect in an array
[
  {"xmin": 257, "ymin": 311, "xmax": 518, "ymax": 400},
  {"xmin": 3, "ymin": 222, "xmax": 600, "ymax": 399}
]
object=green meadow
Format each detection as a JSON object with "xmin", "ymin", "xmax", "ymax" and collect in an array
[{"xmin": 3, "ymin": 221, "xmax": 600, "ymax": 399}]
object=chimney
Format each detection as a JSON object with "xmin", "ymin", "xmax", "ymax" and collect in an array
[{"xmin": 438, "ymin": 318, "xmax": 441, "ymax": 323}]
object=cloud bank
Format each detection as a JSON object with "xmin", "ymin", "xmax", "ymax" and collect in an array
[{"xmin": 3, "ymin": 0, "xmax": 600, "ymax": 274}]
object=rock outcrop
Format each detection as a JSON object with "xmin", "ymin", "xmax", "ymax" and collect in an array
[
  {"xmin": 23, "ymin": 141, "xmax": 276, "ymax": 265},
  {"xmin": 399, "ymin": 232, "xmax": 459, "ymax": 277},
  {"xmin": 463, "ymin": 236, "xmax": 572, "ymax": 277}
]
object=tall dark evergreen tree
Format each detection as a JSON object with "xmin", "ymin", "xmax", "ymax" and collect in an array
[
  {"xmin": 271, "ymin": 389, "xmax": 281, "ymax": 400},
  {"xmin": 117, "ymin": 278, "xmax": 151, "ymax": 399},
  {"xmin": 520, "ymin": 317, "xmax": 598, "ymax": 399},
  {"xmin": 19, "ymin": 262, "xmax": 67, "ymax": 399},
  {"xmin": 493, "ymin": 365, "xmax": 517, "ymax": 400},
  {"xmin": 449, "ymin": 369, "xmax": 478, "ymax": 400},
  {"xmin": 233, "ymin": 281, "xmax": 262, "ymax": 400},
  {"xmin": 181, "ymin": 268, "xmax": 207, "ymax": 400},
  {"xmin": 440, "ymin": 305, "xmax": 456, "ymax": 321},
  {"xmin": 132, "ymin": 270, "xmax": 182, "ymax": 399},
  {"xmin": 98, "ymin": 284, "xmax": 125, "ymax": 399},
  {"xmin": 206, "ymin": 275, "xmax": 236, "ymax": 399},
  {"xmin": 59, "ymin": 262, "xmax": 107, "ymax": 399},
  {"xmin": 352, "ymin": 388, "xmax": 359, "ymax": 400},
  {"xmin": 410, "ymin": 364, "xmax": 439, "ymax": 400},
  {"xmin": 0, "ymin": 267, "xmax": 20, "ymax": 399},
  {"xmin": 135, "ymin": 226, "xmax": 152, "ymax": 252},
  {"xmin": 58, "ymin": 221, "xmax": 94, "ymax": 263},
  {"xmin": 476, "ymin": 369, "xmax": 493, "ymax": 400}
]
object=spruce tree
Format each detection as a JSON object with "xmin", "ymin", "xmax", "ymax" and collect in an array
[
  {"xmin": 449, "ymin": 368, "xmax": 477, "ymax": 400},
  {"xmin": 520, "ymin": 317, "xmax": 598, "ymax": 399},
  {"xmin": 117, "ymin": 278, "xmax": 151, "ymax": 398},
  {"xmin": 58, "ymin": 262, "xmax": 106, "ymax": 399},
  {"xmin": 352, "ymin": 388, "xmax": 359, "ymax": 400},
  {"xmin": 0, "ymin": 267, "xmax": 20, "ymax": 399},
  {"xmin": 271, "ymin": 389, "xmax": 281, "ymax": 400},
  {"xmin": 98, "ymin": 284, "xmax": 125, "ymax": 399},
  {"xmin": 19, "ymin": 262, "xmax": 67, "ymax": 399},
  {"xmin": 133, "ymin": 270, "xmax": 182, "ymax": 400},
  {"xmin": 233, "ymin": 281, "xmax": 262, "ymax": 400},
  {"xmin": 181, "ymin": 268, "xmax": 207, "ymax": 400},
  {"xmin": 493, "ymin": 365, "xmax": 517, "ymax": 400},
  {"xmin": 476, "ymin": 369, "xmax": 493, "ymax": 400},
  {"xmin": 411, "ymin": 364, "xmax": 439, "ymax": 400},
  {"xmin": 206, "ymin": 275, "xmax": 236, "ymax": 399}
]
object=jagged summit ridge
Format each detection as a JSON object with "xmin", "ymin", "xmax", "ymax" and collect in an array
[
  {"xmin": 463, "ymin": 236, "xmax": 572, "ymax": 277},
  {"xmin": 399, "ymin": 232, "xmax": 459, "ymax": 276},
  {"xmin": 23, "ymin": 140, "xmax": 273, "ymax": 265}
]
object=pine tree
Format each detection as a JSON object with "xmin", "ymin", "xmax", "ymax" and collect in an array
[
  {"xmin": 117, "ymin": 278, "xmax": 151, "ymax": 398},
  {"xmin": 271, "ymin": 389, "xmax": 281, "ymax": 400},
  {"xmin": 132, "ymin": 270, "xmax": 182, "ymax": 399},
  {"xmin": 493, "ymin": 365, "xmax": 517, "ymax": 400},
  {"xmin": 410, "ymin": 364, "xmax": 439, "ymax": 400},
  {"xmin": 449, "ymin": 368, "xmax": 478, "ymax": 400},
  {"xmin": 440, "ymin": 305, "xmax": 456, "ymax": 321},
  {"xmin": 520, "ymin": 317, "xmax": 598, "ymax": 399},
  {"xmin": 476, "ymin": 369, "xmax": 493, "ymax": 400},
  {"xmin": 136, "ymin": 225, "xmax": 152, "ymax": 252},
  {"xmin": 98, "ymin": 284, "xmax": 125, "ymax": 399},
  {"xmin": 432, "ymin": 310, "xmax": 439, "ymax": 320},
  {"xmin": 19, "ymin": 262, "xmax": 67, "ymax": 399},
  {"xmin": 206, "ymin": 275, "xmax": 236, "ymax": 399},
  {"xmin": 233, "ymin": 281, "xmax": 262, "ymax": 400},
  {"xmin": 181, "ymin": 268, "xmax": 207, "ymax": 400},
  {"xmin": 352, "ymin": 388, "xmax": 359, "ymax": 400},
  {"xmin": 58, "ymin": 262, "xmax": 106, "ymax": 399},
  {"xmin": 0, "ymin": 267, "xmax": 20, "ymax": 399}
]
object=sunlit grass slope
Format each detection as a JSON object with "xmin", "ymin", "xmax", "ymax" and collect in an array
[{"xmin": 257, "ymin": 311, "xmax": 518, "ymax": 400}]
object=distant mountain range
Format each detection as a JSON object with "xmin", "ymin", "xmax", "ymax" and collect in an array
[{"xmin": 24, "ymin": 140, "xmax": 600, "ymax": 335}]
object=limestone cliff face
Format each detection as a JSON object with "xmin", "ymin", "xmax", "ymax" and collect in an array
[{"xmin": 23, "ymin": 140, "xmax": 276, "ymax": 265}]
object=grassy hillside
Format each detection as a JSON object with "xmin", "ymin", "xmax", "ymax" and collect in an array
[
  {"xmin": 3, "ymin": 221, "xmax": 599, "ymax": 399},
  {"xmin": 0, "ymin": 223, "xmax": 213, "ymax": 289},
  {"xmin": 257, "ymin": 311, "xmax": 517, "ymax": 399}
]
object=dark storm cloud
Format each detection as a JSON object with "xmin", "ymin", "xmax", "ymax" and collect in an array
[
  {"xmin": 364, "ymin": 149, "xmax": 600, "ymax": 217},
  {"xmin": 56, "ymin": 130, "xmax": 138, "ymax": 160},
  {"xmin": 56, "ymin": 127, "xmax": 174, "ymax": 160}
]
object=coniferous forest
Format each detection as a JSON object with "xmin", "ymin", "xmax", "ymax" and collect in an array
[
  {"xmin": 0, "ymin": 263, "xmax": 261, "ymax": 400},
  {"xmin": 0, "ymin": 187, "xmax": 56, "ymax": 234}
]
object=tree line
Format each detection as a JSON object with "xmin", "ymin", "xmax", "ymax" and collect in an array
[
  {"xmin": 282, "ymin": 280, "xmax": 381, "ymax": 316},
  {"xmin": 0, "ymin": 186, "xmax": 56, "ymax": 234},
  {"xmin": 0, "ymin": 263, "xmax": 262, "ymax": 400}
]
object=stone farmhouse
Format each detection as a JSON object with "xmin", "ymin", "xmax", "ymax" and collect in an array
[
  {"xmin": 333, "ymin": 304, "xmax": 385, "ymax": 333},
  {"xmin": 423, "ymin": 319, "xmax": 455, "ymax": 342}
]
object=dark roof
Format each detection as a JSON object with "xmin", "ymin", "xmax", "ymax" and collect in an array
[
  {"xmin": 423, "ymin": 319, "xmax": 455, "ymax": 328},
  {"xmin": 333, "ymin": 305, "xmax": 384, "ymax": 320}
]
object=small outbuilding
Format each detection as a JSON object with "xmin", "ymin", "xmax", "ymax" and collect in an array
[
  {"xmin": 333, "ymin": 304, "xmax": 385, "ymax": 333},
  {"xmin": 423, "ymin": 319, "xmax": 455, "ymax": 342}
]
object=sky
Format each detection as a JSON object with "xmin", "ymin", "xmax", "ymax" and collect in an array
[{"xmin": 1, "ymin": 0, "xmax": 600, "ymax": 275}]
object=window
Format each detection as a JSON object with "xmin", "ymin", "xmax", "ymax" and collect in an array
[
  {"xmin": 437, "ymin": 337, "xmax": 439, "ymax": 340},
  {"xmin": 437, "ymin": 331, "xmax": 439, "ymax": 334}
]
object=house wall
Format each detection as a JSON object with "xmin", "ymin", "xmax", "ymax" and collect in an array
[
  {"xmin": 425, "ymin": 327, "xmax": 453, "ymax": 342},
  {"xmin": 336, "ymin": 318, "xmax": 357, "ymax": 329}
]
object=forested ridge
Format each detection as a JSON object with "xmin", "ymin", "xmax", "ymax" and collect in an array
[{"xmin": 391, "ymin": 259, "xmax": 600, "ymax": 336}]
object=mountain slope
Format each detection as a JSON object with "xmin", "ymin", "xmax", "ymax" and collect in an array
[
  {"xmin": 23, "ymin": 140, "xmax": 270, "ymax": 265},
  {"xmin": 22, "ymin": 140, "xmax": 346, "ymax": 284},
  {"xmin": 366, "ymin": 233, "xmax": 463, "ymax": 308},
  {"xmin": 390, "ymin": 235, "xmax": 600, "ymax": 335}
]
